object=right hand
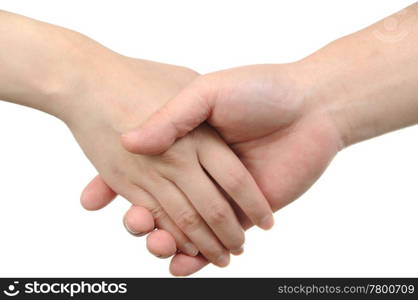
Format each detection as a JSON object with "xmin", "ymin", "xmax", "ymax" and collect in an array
[
  {"xmin": 84, "ymin": 61, "xmax": 346, "ymax": 275},
  {"xmin": 83, "ymin": 3, "xmax": 418, "ymax": 275},
  {"xmin": 123, "ymin": 62, "xmax": 344, "ymax": 220},
  {"xmin": 67, "ymin": 53, "xmax": 278, "ymax": 266}
]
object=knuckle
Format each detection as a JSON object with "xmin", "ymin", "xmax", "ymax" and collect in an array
[
  {"xmin": 224, "ymin": 169, "xmax": 248, "ymax": 193},
  {"xmin": 159, "ymin": 149, "xmax": 194, "ymax": 171},
  {"xmin": 189, "ymin": 123, "xmax": 214, "ymax": 143},
  {"xmin": 149, "ymin": 206, "xmax": 167, "ymax": 223},
  {"xmin": 176, "ymin": 210, "xmax": 201, "ymax": 233},
  {"xmin": 207, "ymin": 203, "xmax": 230, "ymax": 225}
]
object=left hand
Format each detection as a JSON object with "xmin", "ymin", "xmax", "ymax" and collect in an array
[{"xmin": 81, "ymin": 62, "xmax": 345, "ymax": 275}]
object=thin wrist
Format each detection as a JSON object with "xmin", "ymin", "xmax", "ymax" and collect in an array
[
  {"xmin": 0, "ymin": 11, "xmax": 114, "ymax": 123},
  {"xmin": 28, "ymin": 29, "xmax": 116, "ymax": 122},
  {"xmin": 39, "ymin": 34, "xmax": 121, "ymax": 124}
]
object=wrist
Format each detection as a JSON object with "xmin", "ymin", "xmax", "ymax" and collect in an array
[
  {"xmin": 0, "ymin": 10, "xmax": 126, "ymax": 125},
  {"xmin": 32, "ymin": 30, "xmax": 117, "ymax": 123},
  {"xmin": 0, "ymin": 11, "xmax": 112, "ymax": 122},
  {"xmin": 295, "ymin": 40, "xmax": 366, "ymax": 149},
  {"xmin": 298, "ymin": 4, "xmax": 418, "ymax": 148},
  {"xmin": 300, "ymin": 38, "xmax": 418, "ymax": 148}
]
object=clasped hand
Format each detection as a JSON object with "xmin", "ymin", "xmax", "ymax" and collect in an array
[
  {"xmin": 4, "ymin": 4, "xmax": 417, "ymax": 276},
  {"xmin": 79, "ymin": 60, "xmax": 342, "ymax": 275}
]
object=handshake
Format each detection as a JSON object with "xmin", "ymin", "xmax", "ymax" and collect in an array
[{"xmin": 1, "ymin": 4, "xmax": 418, "ymax": 276}]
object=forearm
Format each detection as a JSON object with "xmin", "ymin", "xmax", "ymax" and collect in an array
[
  {"xmin": 302, "ymin": 3, "xmax": 418, "ymax": 147},
  {"xmin": 0, "ymin": 10, "xmax": 115, "ymax": 120}
]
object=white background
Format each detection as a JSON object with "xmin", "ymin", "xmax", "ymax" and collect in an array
[{"xmin": 0, "ymin": 0, "xmax": 417, "ymax": 277}]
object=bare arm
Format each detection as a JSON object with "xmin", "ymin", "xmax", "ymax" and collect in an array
[{"xmin": 302, "ymin": 2, "xmax": 418, "ymax": 146}]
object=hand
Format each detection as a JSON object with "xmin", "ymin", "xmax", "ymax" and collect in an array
[
  {"xmin": 0, "ymin": 11, "xmax": 273, "ymax": 268},
  {"xmin": 68, "ymin": 55, "xmax": 278, "ymax": 266},
  {"xmin": 82, "ymin": 62, "xmax": 344, "ymax": 275},
  {"xmin": 81, "ymin": 175, "xmax": 193, "ymax": 258},
  {"xmin": 83, "ymin": 2, "xmax": 418, "ymax": 276}
]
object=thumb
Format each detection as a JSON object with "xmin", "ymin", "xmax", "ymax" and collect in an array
[{"xmin": 121, "ymin": 77, "xmax": 214, "ymax": 155}]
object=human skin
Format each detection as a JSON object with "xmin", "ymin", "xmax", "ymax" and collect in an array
[
  {"xmin": 82, "ymin": 3, "xmax": 418, "ymax": 276},
  {"xmin": 0, "ymin": 10, "xmax": 277, "ymax": 267}
]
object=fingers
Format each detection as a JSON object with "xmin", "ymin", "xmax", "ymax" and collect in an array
[
  {"xmin": 170, "ymin": 253, "xmax": 209, "ymax": 277},
  {"xmin": 150, "ymin": 178, "xmax": 231, "ymax": 267},
  {"xmin": 123, "ymin": 205, "xmax": 179, "ymax": 258},
  {"xmin": 121, "ymin": 77, "xmax": 214, "ymax": 155},
  {"xmin": 174, "ymin": 167, "xmax": 245, "ymax": 252},
  {"xmin": 146, "ymin": 230, "xmax": 177, "ymax": 258},
  {"xmin": 123, "ymin": 206, "xmax": 155, "ymax": 236},
  {"xmin": 197, "ymin": 132, "xmax": 274, "ymax": 230},
  {"xmin": 125, "ymin": 186, "xmax": 198, "ymax": 257},
  {"xmin": 80, "ymin": 175, "xmax": 117, "ymax": 211}
]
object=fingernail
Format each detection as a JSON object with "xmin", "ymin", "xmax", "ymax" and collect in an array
[
  {"xmin": 231, "ymin": 246, "xmax": 244, "ymax": 256},
  {"xmin": 124, "ymin": 220, "xmax": 145, "ymax": 236},
  {"xmin": 215, "ymin": 254, "xmax": 230, "ymax": 267},
  {"xmin": 183, "ymin": 243, "xmax": 199, "ymax": 256},
  {"xmin": 154, "ymin": 254, "xmax": 170, "ymax": 259},
  {"xmin": 258, "ymin": 215, "xmax": 274, "ymax": 230}
]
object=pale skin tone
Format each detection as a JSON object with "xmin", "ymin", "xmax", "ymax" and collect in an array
[
  {"xmin": 0, "ymin": 10, "xmax": 278, "ymax": 268},
  {"xmin": 81, "ymin": 3, "xmax": 418, "ymax": 276}
]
